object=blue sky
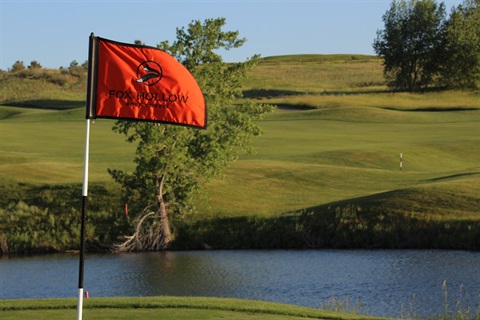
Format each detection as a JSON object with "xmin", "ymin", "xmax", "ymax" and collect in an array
[{"xmin": 0, "ymin": 0, "xmax": 464, "ymax": 70}]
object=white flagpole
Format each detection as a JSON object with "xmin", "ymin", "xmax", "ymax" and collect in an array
[
  {"xmin": 77, "ymin": 32, "xmax": 97, "ymax": 320},
  {"xmin": 77, "ymin": 118, "xmax": 91, "ymax": 320}
]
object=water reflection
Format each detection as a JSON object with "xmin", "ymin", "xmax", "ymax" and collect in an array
[{"xmin": 1, "ymin": 250, "xmax": 479, "ymax": 318}]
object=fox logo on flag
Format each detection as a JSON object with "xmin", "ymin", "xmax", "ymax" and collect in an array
[{"xmin": 86, "ymin": 34, "xmax": 206, "ymax": 129}]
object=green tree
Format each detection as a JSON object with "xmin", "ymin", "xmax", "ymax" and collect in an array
[
  {"xmin": 68, "ymin": 60, "xmax": 85, "ymax": 77},
  {"xmin": 28, "ymin": 61, "xmax": 42, "ymax": 69},
  {"xmin": 440, "ymin": 0, "xmax": 480, "ymax": 89},
  {"xmin": 10, "ymin": 61, "xmax": 25, "ymax": 72},
  {"xmin": 373, "ymin": 0, "xmax": 447, "ymax": 90},
  {"xmin": 109, "ymin": 18, "xmax": 274, "ymax": 252}
]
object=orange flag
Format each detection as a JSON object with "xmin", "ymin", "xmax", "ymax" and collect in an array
[{"xmin": 86, "ymin": 34, "xmax": 206, "ymax": 128}]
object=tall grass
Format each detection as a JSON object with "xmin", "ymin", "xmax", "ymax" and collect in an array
[
  {"xmin": 0, "ymin": 67, "xmax": 86, "ymax": 106},
  {"xmin": 244, "ymin": 54, "xmax": 385, "ymax": 93},
  {"xmin": 399, "ymin": 281, "xmax": 480, "ymax": 320},
  {"xmin": 319, "ymin": 295, "xmax": 368, "ymax": 315},
  {"xmin": 318, "ymin": 281, "xmax": 480, "ymax": 320}
]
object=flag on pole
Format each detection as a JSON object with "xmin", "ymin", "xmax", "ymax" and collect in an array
[
  {"xmin": 78, "ymin": 33, "xmax": 206, "ymax": 320},
  {"xmin": 86, "ymin": 35, "xmax": 206, "ymax": 128}
]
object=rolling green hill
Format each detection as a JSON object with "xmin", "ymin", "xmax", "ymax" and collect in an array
[{"xmin": 1, "ymin": 54, "xmax": 479, "ymax": 251}]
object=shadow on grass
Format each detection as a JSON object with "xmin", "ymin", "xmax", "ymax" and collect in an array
[
  {"xmin": 4, "ymin": 100, "xmax": 84, "ymax": 110},
  {"xmin": 275, "ymin": 103, "xmax": 317, "ymax": 110},
  {"xmin": 383, "ymin": 106, "xmax": 478, "ymax": 112},
  {"xmin": 174, "ymin": 185, "xmax": 480, "ymax": 251},
  {"xmin": 243, "ymin": 89, "xmax": 308, "ymax": 98},
  {"xmin": 422, "ymin": 172, "xmax": 480, "ymax": 182},
  {"xmin": 243, "ymin": 88, "xmax": 393, "ymax": 99}
]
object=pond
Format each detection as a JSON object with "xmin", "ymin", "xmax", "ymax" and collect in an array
[{"xmin": 1, "ymin": 250, "xmax": 479, "ymax": 318}]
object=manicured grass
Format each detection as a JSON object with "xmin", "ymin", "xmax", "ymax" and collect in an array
[
  {"xmin": 200, "ymin": 105, "xmax": 479, "ymax": 218},
  {"xmin": 2, "ymin": 102, "xmax": 477, "ymax": 221},
  {"xmin": 0, "ymin": 54, "xmax": 479, "ymax": 247},
  {"xmin": 0, "ymin": 296, "xmax": 388, "ymax": 320},
  {"xmin": 0, "ymin": 106, "xmax": 134, "ymax": 184},
  {"xmin": 263, "ymin": 90, "xmax": 480, "ymax": 112}
]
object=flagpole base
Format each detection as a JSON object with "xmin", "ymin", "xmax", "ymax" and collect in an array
[{"xmin": 77, "ymin": 288, "xmax": 84, "ymax": 320}]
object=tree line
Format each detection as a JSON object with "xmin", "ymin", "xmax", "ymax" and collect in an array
[
  {"xmin": 0, "ymin": 60, "xmax": 88, "ymax": 87},
  {"xmin": 373, "ymin": 0, "xmax": 479, "ymax": 91},
  {"xmin": 3, "ymin": 0, "xmax": 478, "ymax": 92},
  {"xmin": 5, "ymin": 60, "xmax": 88, "ymax": 74}
]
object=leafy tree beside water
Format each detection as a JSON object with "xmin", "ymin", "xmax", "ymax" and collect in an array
[{"xmin": 109, "ymin": 18, "xmax": 275, "ymax": 252}]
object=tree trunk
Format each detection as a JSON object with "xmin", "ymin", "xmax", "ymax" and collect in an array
[
  {"xmin": 155, "ymin": 172, "xmax": 171, "ymax": 249},
  {"xmin": 157, "ymin": 198, "xmax": 172, "ymax": 249},
  {"xmin": 112, "ymin": 171, "xmax": 172, "ymax": 252},
  {"xmin": 112, "ymin": 193, "xmax": 172, "ymax": 252}
]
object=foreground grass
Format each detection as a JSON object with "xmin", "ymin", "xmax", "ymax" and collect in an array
[{"xmin": 0, "ymin": 296, "xmax": 387, "ymax": 320}]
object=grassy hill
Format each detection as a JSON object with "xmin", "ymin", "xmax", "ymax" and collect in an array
[{"xmin": 1, "ymin": 54, "xmax": 479, "ymax": 251}]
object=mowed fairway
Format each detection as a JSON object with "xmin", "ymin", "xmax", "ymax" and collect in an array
[
  {"xmin": 1, "ymin": 55, "xmax": 479, "ymax": 221},
  {"xmin": 202, "ymin": 104, "xmax": 479, "ymax": 217},
  {"xmin": 0, "ymin": 106, "xmax": 135, "ymax": 184},
  {"xmin": 201, "ymin": 55, "xmax": 480, "ymax": 219}
]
